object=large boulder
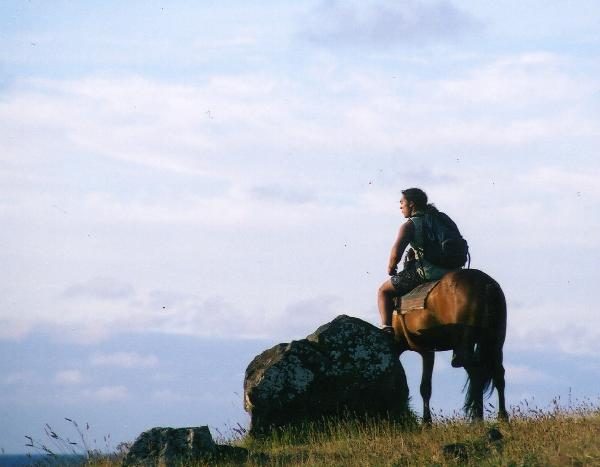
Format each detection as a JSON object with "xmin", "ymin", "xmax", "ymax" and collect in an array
[
  {"xmin": 122, "ymin": 426, "xmax": 248, "ymax": 467},
  {"xmin": 244, "ymin": 315, "xmax": 409, "ymax": 434}
]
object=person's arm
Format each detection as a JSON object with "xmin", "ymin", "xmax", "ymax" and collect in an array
[{"xmin": 387, "ymin": 220, "xmax": 415, "ymax": 275}]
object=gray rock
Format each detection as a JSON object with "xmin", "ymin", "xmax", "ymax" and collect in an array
[
  {"xmin": 442, "ymin": 442, "xmax": 469, "ymax": 462},
  {"xmin": 487, "ymin": 427, "xmax": 503, "ymax": 443},
  {"xmin": 122, "ymin": 426, "xmax": 216, "ymax": 467},
  {"xmin": 244, "ymin": 315, "xmax": 409, "ymax": 434},
  {"xmin": 441, "ymin": 428, "xmax": 504, "ymax": 463}
]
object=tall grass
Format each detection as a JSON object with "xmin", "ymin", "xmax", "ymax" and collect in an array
[
  {"xmin": 30, "ymin": 398, "xmax": 600, "ymax": 466},
  {"xmin": 213, "ymin": 398, "xmax": 600, "ymax": 466},
  {"xmin": 24, "ymin": 418, "xmax": 128, "ymax": 466}
]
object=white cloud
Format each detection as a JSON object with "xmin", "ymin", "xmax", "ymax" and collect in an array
[
  {"xmin": 437, "ymin": 53, "xmax": 590, "ymax": 106},
  {"xmin": 90, "ymin": 352, "xmax": 159, "ymax": 369},
  {"xmin": 301, "ymin": 0, "xmax": 481, "ymax": 47},
  {"xmin": 2, "ymin": 52, "xmax": 596, "ymax": 185},
  {"xmin": 54, "ymin": 370, "xmax": 84, "ymax": 385},
  {"xmin": 84, "ymin": 385, "xmax": 129, "ymax": 401},
  {"xmin": 273, "ymin": 295, "xmax": 345, "ymax": 340},
  {"xmin": 2, "ymin": 371, "xmax": 35, "ymax": 385},
  {"xmin": 2, "ymin": 61, "xmax": 595, "ymax": 234},
  {"xmin": 151, "ymin": 389, "xmax": 191, "ymax": 402},
  {"xmin": 63, "ymin": 277, "xmax": 135, "ymax": 301},
  {"xmin": 0, "ymin": 278, "xmax": 352, "ymax": 343},
  {"xmin": 507, "ymin": 301, "xmax": 600, "ymax": 356},
  {"xmin": 0, "ymin": 319, "xmax": 31, "ymax": 340},
  {"xmin": 62, "ymin": 189, "xmax": 326, "ymax": 227},
  {"xmin": 521, "ymin": 167, "xmax": 600, "ymax": 199},
  {"xmin": 1, "ymin": 52, "xmax": 599, "ymax": 348},
  {"xmin": 2, "ymin": 164, "xmax": 600, "ymax": 344},
  {"xmin": 505, "ymin": 364, "xmax": 553, "ymax": 385}
]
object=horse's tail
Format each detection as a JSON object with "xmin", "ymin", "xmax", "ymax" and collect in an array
[{"xmin": 464, "ymin": 278, "xmax": 506, "ymax": 418}]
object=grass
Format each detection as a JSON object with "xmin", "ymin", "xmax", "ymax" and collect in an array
[
  {"xmin": 226, "ymin": 400, "xmax": 600, "ymax": 467},
  {"xmin": 28, "ymin": 398, "xmax": 600, "ymax": 466},
  {"xmin": 23, "ymin": 418, "xmax": 128, "ymax": 466}
]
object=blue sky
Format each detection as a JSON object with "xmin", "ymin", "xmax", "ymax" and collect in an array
[{"xmin": 1, "ymin": 0, "xmax": 600, "ymax": 454}]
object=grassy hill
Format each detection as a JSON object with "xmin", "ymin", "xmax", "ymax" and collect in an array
[
  {"xmin": 228, "ymin": 403, "xmax": 600, "ymax": 466},
  {"xmin": 38, "ymin": 400, "xmax": 600, "ymax": 466}
]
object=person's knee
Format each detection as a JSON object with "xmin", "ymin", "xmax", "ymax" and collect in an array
[{"xmin": 378, "ymin": 281, "xmax": 394, "ymax": 296}]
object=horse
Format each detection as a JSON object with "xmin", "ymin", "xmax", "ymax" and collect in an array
[{"xmin": 391, "ymin": 268, "xmax": 507, "ymax": 423}]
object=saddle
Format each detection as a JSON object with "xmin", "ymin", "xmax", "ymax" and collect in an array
[{"xmin": 397, "ymin": 280, "xmax": 440, "ymax": 314}]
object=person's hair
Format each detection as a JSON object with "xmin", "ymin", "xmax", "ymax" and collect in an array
[{"xmin": 401, "ymin": 187, "xmax": 437, "ymax": 212}]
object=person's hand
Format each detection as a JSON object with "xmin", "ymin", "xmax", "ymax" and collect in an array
[{"xmin": 388, "ymin": 264, "xmax": 397, "ymax": 276}]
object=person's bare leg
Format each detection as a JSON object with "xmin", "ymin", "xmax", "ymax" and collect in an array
[{"xmin": 377, "ymin": 279, "xmax": 397, "ymax": 326}]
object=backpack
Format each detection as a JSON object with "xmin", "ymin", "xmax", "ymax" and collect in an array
[{"xmin": 420, "ymin": 211, "xmax": 469, "ymax": 269}]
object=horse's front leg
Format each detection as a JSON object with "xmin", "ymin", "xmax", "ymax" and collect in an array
[{"xmin": 419, "ymin": 350, "xmax": 435, "ymax": 424}]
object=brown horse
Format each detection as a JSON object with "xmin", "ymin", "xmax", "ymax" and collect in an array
[{"xmin": 392, "ymin": 268, "xmax": 507, "ymax": 423}]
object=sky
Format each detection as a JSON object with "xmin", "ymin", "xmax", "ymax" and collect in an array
[{"xmin": 1, "ymin": 0, "xmax": 600, "ymax": 454}]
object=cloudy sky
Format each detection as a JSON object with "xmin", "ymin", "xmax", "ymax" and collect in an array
[{"xmin": 1, "ymin": 0, "xmax": 600, "ymax": 454}]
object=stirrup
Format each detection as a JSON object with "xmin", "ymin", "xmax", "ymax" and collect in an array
[{"xmin": 381, "ymin": 325, "xmax": 394, "ymax": 335}]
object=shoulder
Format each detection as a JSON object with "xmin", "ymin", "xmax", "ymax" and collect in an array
[
  {"xmin": 408, "ymin": 216, "xmax": 422, "ymax": 227},
  {"xmin": 399, "ymin": 219, "xmax": 415, "ymax": 235}
]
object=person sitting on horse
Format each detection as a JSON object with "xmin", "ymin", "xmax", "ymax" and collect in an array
[{"xmin": 377, "ymin": 187, "xmax": 456, "ymax": 333}]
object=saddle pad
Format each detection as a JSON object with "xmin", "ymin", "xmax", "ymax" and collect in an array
[{"xmin": 399, "ymin": 280, "xmax": 440, "ymax": 313}]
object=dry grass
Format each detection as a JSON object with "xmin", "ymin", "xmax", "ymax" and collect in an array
[
  {"xmin": 227, "ymin": 402, "xmax": 600, "ymax": 466},
  {"xmin": 38, "ymin": 399, "xmax": 600, "ymax": 466},
  {"xmin": 215, "ymin": 398, "xmax": 600, "ymax": 467}
]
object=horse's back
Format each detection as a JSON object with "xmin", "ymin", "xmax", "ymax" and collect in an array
[
  {"xmin": 426, "ymin": 269, "xmax": 506, "ymax": 327},
  {"xmin": 397, "ymin": 269, "xmax": 506, "ymax": 350}
]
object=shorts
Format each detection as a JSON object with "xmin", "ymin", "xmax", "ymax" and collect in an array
[{"xmin": 390, "ymin": 265, "xmax": 425, "ymax": 296}]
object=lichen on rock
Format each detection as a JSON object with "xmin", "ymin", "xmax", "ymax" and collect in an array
[
  {"xmin": 244, "ymin": 314, "xmax": 409, "ymax": 434},
  {"xmin": 122, "ymin": 426, "xmax": 249, "ymax": 467},
  {"xmin": 122, "ymin": 426, "xmax": 215, "ymax": 467}
]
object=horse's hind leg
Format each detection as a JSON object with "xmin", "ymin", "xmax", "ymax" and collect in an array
[
  {"xmin": 420, "ymin": 351, "xmax": 435, "ymax": 424},
  {"xmin": 493, "ymin": 349, "xmax": 508, "ymax": 421}
]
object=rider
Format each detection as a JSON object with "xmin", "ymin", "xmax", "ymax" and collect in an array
[{"xmin": 377, "ymin": 188, "xmax": 455, "ymax": 333}]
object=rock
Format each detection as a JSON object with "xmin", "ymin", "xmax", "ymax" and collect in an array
[
  {"xmin": 487, "ymin": 427, "xmax": 503, "ymax": 443},
  {"xmin": 442, "ymin": 428, "xmax": 504, "ymax": 463},
  {"xmin": 244, "ymin": 314, "xmax": 409, "ymax": 434},
  {"xmin": 122, "ymin": 426, "xmax": 248, "ymax": 467},
  {"xmin": 442, "ymin": 442, "xmax": 469, "ymax": 462},
  {"xmin": 486, "ymin": 427, "xmax": 504, "ymax": 455}
]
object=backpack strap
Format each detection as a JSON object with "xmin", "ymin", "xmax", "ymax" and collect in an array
[{"xmin": 408, "ymin": 216, "xmax": 426, "ymax": 278}]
